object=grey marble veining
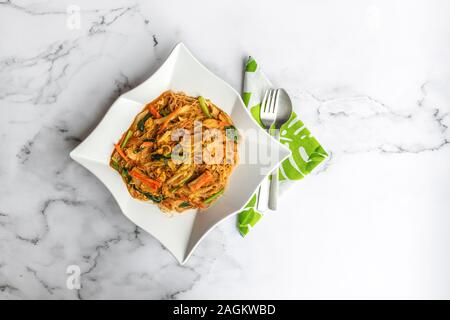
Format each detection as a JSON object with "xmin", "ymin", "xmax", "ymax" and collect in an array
[{"xmin": 1, "ymin": 0, "xmax": 450, "ymax": 299}]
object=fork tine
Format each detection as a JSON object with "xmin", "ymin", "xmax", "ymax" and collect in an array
[
  {"xmin": 271, "ymin": 89, "xmax": 280, "ymax": 113},
  {"xmin": 261, "ymin": 89, "xmax": 269, "ymax": 112},
  {"xmin": 266, "ymin": 89, "xmax": 275, "ymax": 113},
  {"xmin": 267, "ymin": 90, "xmax": 273, "ymax": 113}
]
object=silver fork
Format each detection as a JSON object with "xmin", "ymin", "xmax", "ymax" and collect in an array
[
  {"xmin": 260, "ymin": 89, "xmax": 279, "ymax": 130},
  {"xmin": 256, "ymin": 89, "xmax": 280, "ymax": 211}
]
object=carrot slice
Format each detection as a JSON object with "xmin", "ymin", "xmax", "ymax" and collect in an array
[
  {"xmin": 158, "ymin": 105, "xmax": 189, "ymax": 134},
  {"xmin": 148, "ymin": 104, "xmax": 161, "ymax": 119},
  {"xmin": 141, "ymin": 141, "xmax": 154, "ymax": 148},
  {"xmin": 114, "ymin": 144, "xmax": 129, "ymax": 161},
  {"xmin": 188, "ymin": 171, "xmax": 214, "ymax": 191},
  {"xmin": 129, "ymin": 170, "xmax": 162, "ymax": 190}
]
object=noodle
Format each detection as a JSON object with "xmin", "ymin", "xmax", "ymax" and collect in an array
[{"xmin": 110, "ymin": 90, "xmax": 238, "ymax": 213}]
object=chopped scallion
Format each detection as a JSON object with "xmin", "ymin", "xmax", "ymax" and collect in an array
[
  {"xmin": 203, "ymin": 188, "xmax": 224, "ymax": 204},
  {"xmin": 137, "ymin": 113, "xmax": 152, "ymax": 131},
  {"xmin": 121, "ymin": 130, "xmax": 133, "ymax": 148},
  {"xmin": 179, "ymin": 201, "xmax": 190, "ymax": 208},
  {"xmin": 198, "ymin": 96, "xmax": 212, "ymax": 118}
]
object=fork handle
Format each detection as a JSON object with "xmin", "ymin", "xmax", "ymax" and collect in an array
[{"xmin": 268, "ymin": 129, "xmax": 280, "ymax": 210}]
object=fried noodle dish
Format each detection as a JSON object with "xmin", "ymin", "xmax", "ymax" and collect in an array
[{"xmin": 110, "ymin": 91, "xmax": 238, "ymax": 213}]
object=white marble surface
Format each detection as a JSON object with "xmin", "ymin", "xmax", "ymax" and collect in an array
[{"xmin": 1, "ymin": 0, "xmax": 449, "ymax": 299}]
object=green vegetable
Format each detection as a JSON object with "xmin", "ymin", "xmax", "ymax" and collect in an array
[
  {"xmin": 117, "ymin": 167, "xmax": 131, "ymax": 183},
  {"xmin": 160, "ymin": 108, "xmax": 170, "ymax": 117},
  {"xmin": 143, "ymin": 192, "xmax": 164, "ymax": 203},
  {"xmin": 198, "ymin": 96, "xmax": 212, "ymax": 118},
  {"xmin": 132, "ymin": 186, "xmax": 164, "ymax": 203},
  {"xmin": 121, "ymin": 130, "xmax": 133, "ymax": 148},
  {"xmin": 179, "ymin": 201, "xmax": 190, "ymax": 208},
  {"xmin": 137, "ymin": 113, "xmax": 152, "ymax": 131},
  {"xmin": 143, "ymin": 138, "xmax": 156, "ymax": 142},
  {"xmin": 121, "ymin": 168, "xmax": 131, "ymax": 182},
  {"xmin": 169, "ymin": 174, "xmax": 194, "ymax": 193},
  {"xmin": 151, "ymin": 153, "xmax": 171, "ymax": 161},
  {"xmin": 111, "ymin": 160, "xmax": 120, "ymax": 171},
  {"xmin": 170, "ymin": 183, "xmax": 185, "ymax": 193},
  {"xmin": 225, "ymin": 125, "xmax": 238, "ymax": 142},
  {"xmin": 204, "ymin": 188, "xmax": 224, "ymax": 204}
]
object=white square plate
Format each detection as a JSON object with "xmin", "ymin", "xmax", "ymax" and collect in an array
[{"xmin": 70, "ymin": 43, "xmax": 290, "ymax": 264}]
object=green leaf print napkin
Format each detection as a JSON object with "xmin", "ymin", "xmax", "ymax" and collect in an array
[{"xmin": 237, "ymin": 57, "xmax": 328, "ymax": 236}]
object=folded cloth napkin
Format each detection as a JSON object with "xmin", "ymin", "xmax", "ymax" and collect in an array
[{"xmin": 237, "ymin": 57, "xmax": 328, "ymax": 236}]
